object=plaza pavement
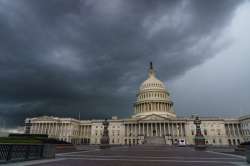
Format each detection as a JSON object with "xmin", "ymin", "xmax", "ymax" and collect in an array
[{"xmin": 5, "ymin": 145, "xmax": 248, "ymax": 166}]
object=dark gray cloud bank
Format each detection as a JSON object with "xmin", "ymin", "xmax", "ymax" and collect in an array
[{"xmin": 0, "ymin": 0, "xmax": 248, "ymax": 127}]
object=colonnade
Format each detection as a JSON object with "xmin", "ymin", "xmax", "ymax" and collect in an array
[
  {"xmin": 225, "ymin": 123, "xmax": 241, "ymax": 137},
  {"xmin": 124, "ymin": 122, "xmax": 185, "ymax": 138},
  {"xmin": 225, "ymin": 123, "xmax": 242, "ymax": 145},
  {"xmin": 134, "ymin": 102, "xmax": 173, "ymax": 113},
  {"xmin": 30, "ymin": 122, "xmax": 91, "ymax": 139}
]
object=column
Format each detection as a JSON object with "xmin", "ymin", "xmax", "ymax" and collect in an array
[
  {"xmin": 38, "ymin": 123, "xmax": 41, "ymax": 134},
  {"xmin": 139, "ymin": 123, "xmax": 141, "ymax": 136},
  {"xmin": 225, "ymin": 124, "xmax": 228, "ymax": 136},
  {"xmin": 230, "ymin": 124, "xmax": 233, "ymax": 136},
  {"xmin": 127, "ymin": 124, "xmax": 130, "ymax": 137},
  {"xmin": 146, "ymin": 123, "xmax": 148, "ymax": 136},
  {"xmin": 168, "ymin": 123, "xmax": 170, "ymax": 136},
  {"xmin": 136, "ymin": 124, "xmax": 138, "ymax": 136},
  {"xmin": 34, "ymin": 123, "xmax": 37, "ymax": 133},
  {"xmin": 180, "ymin": 123, "xmax": 183, "ymax": 137},
  {"xmin": 160, "ymin": 123, "xmax": 162, "ymax": 136},
  {"xmin": 164, "ymin": 123, "xmax": 166, "ymax": 136},
  {"xmin": 178, "ymin": 123, "xmax": 180, "ymax": 137},
  {"xmin": 42, "ymin": 123, "xmax": 44, "ymax": 134},
  {"xmin": 154, "ymin": 123, "xmax": 158, "ymax": 136},
  {"xmin": 181, "ymin": 123, "xmax": 186, "ymax": 137},
  {"xmin": 142, "ymin": 123, "xmax": 145, "ymax": 136},
  {"xmin": 150, "ymin": 123, "xmax": 153, "ymax": 136},
  {"xmin": 237, "ymin": 124, "xmax": 241, "ymax": 136},
  {"xmin": 171, "ymin": 123, "xmax": 173, "ymax": 137},
  {"xmin": 125, "ymin": 124, "xmax": 127, "ymax": 137},
  {"xmin": 133, "ymin": 124, "xmax": 136, "ymax": 136},
  {"xmin": 48, "ymin": 123, "xmax": 51, "ymax": 135}
]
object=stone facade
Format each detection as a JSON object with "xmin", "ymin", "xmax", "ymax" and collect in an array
[
  {"xmin": 24, "ymin": 63, "xmax": 247, "ymax": 145},
  {"xmin": 239, "ymin": 115, "xmax": 250, "ymax": 142}
]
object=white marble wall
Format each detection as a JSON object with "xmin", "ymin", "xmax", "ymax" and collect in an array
[{"xmin": 25, "ymin": 116, "xmax": 247, "ymax": 145}]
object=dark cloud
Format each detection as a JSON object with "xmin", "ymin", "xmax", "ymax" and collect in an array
[{"xmin": 0, "ymin": 0, "xmax": 244, "ymax": 127}]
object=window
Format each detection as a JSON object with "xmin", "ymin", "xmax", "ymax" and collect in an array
[
  {"xmin": 213, "ymin": 139, "xmax": 216, "ymax": 144},
  {"xmin": 217, "ymin": 129, "xmax": 221, "ymax": 136},
  {"xmin": 191, "ymin": 130, "xmax": 194, "ymax": 135},
  {"xmin": 204, "ymin": 129, "xmax": 207, "ymax": 136}
]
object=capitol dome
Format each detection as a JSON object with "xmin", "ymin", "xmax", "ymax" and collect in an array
[
  {"xmin": 139, "ymin": 72, "xmax": 166, "ymax": 91},
  {"xmin": 133, "ymin": 62, "xmax": 176, "ymax": 119}
]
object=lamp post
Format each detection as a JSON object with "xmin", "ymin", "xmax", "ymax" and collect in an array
[
  {"xmin": 100, "ymin": 118, "xmax": 110, "ymax": 149},
  {"xmin": 194, "ymin": 116, "xmax": 206, "ymax": 150}
]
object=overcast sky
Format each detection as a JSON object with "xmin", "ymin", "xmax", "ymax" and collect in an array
[{"xmin": 0, "ymin": 0, "xmax": 249, "ymax": 128}]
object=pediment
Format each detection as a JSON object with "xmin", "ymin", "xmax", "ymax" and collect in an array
[
  {"xmin": 138, "ymin": 114, "xmax": 168, "ymax": 121},
  {"xmin": 34, "ymin": 116, "xmax": 56, "ymax": 121}
]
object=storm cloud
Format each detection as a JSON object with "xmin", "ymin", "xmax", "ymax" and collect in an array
[{"xmin": 0, "ymin": 0, "xmax": 247, "ymax": 127}]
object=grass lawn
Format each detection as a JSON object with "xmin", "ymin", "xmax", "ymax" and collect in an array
[{"xmin": 0, "ymin": 137, "xmax": 42, "ymax": 144}]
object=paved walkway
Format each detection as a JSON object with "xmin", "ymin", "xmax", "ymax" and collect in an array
[{"xmin": 5, "ymin": 146, "xmax": 248, "ymax": 166}]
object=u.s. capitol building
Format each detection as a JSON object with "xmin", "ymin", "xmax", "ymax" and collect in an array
[{"xmin": 25, "ymin": 63, "xmax": 250, "ymax": 145}]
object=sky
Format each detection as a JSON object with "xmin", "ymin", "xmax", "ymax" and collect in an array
[{"xmin": 0, "ymin": 0, "xmax": 249, "ymax": 128}]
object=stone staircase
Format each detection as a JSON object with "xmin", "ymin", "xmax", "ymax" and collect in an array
[{"xmin": 144, "ymin": 136, "xmax": 165, "ymax": 144}]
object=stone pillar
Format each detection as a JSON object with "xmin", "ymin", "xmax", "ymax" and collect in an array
[
  {"xmin": 125, "ymin": 124, "xmax": 127, "ymax": 137},
  {"xmin": 233, "ymin": 124, "xmax": 236, "ymax": 137},
  {"xmin": 160, "ymin": 123, "xmax": 162, "ymax": 136},
  {"xmin": 237, "ymin": 124, "xmax": 240, "ymax": 137},
  {"xmin": 34, "ymin": 123, "xmax": 37, "ymax": 134},
  {"xmin": 164, "ymin": 123, "xmax": 166, "ymax": 136},
  {"xmin": 150, "ymin": 123, "xmax": 153, "ymax": 136},
  {"xmin": 36, "ymin": 123, "xmax": 39, "ymax": 133},
  {"xmin": 142, "ymin": 123, "xmax": 144, "ymax": 136},
  {"xmin": 171, "ymin": 123, "xmax": 174, "ymax": 137},
  {"xmin": 128, "ymin": 124, "xmax": 130, "ymax": 137},
  {"xmin": 42, "ymin": 123, "xmax": 45, "ymax": 134},
  {"xmin": 138, "ymin": 123, "xmax": 141, "ymax": 135},
  {"xmin": 48, "ymin": 123, "xmax": 51, "ymax": 135},
  {"xmin": 179, "ymin": 123, "xmax": 182, "ymax": 137},
  {"xmin": 168, "ymin": 123, "xmax": 170, "ymax": 136},
  {"xmin": 229, "ymin": 124, "xmax": 232, "ymax": 137},
  {"xmin": 134, "ymin": 124, "xmax": 136, "ymax": 136},
  {"xmin": 182, "ymin": 123, "xmax": 185, "ymax": 137},
  {"xmin": 39, "ymin": 123, "xmax": 42, "ymax": 134},
  {"xmin": 136, "ymin": 124, "xmax": 138, "ymax": 136},
  {"xmin": 82, "ymin": 125, "xmax": 85, "ymax": 137},
  {"xmin": 147, "ymin": 123, "xmax": 149, "ymax": 136}
]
